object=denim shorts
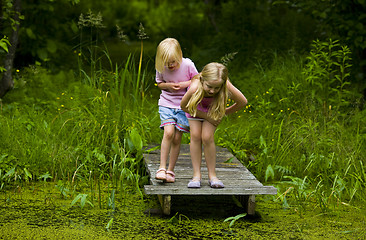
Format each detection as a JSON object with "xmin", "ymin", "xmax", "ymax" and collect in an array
[{"xmin": 159, "ymin": 106, "xmax": 189, "ymax": 133}]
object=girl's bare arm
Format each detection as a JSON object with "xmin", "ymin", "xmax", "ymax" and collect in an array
[
  {"xmin": 157, "ymin": 82, "xmax": 181, "ymax": 92},
  {"xmin": 179, "ymin": 80, "xmax": 191, "ymax": 89},
  {"xmin": 225, "ymin": 80, "xmax": 247, "ymax": 115},
  {"xmin": 181, "ymin": 78, "xmax": 198, "ymax": 113}
]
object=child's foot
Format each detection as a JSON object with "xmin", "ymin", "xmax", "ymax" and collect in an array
[
  {"xmin": 155, "ymin": 168, "xmax": 166, "ymax": 181},
  {"xmin": 166, "ymin": 170, "xmax": 175, "ymax": 183},
  {"xmin": 208, "ymin": 177, "xmax": 224, "ymax": 188},
  {"xmin": 187, "ymin": 177, "xmax": 201, "ymax": 188}
]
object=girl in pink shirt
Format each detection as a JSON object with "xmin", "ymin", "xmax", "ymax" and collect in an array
[
  {"xmin": 155, "ymin": 38, "xmax": 198, "ymax": 182},
  {"xmin": 181, "ymin": 62, "xmax": 247, "ymax": 188}
]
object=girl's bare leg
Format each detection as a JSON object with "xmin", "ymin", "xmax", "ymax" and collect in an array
[
  {"xmin": 201, "ymin": 121, "xmax": 218, "ymax": 180},
  {"xmin": 188, "ymin": 120, "xmax": 203, "ymax": 180},
  {"xmin": 159, "ymin": 125, "xmax": 175, "ymax": 169},
  {"xmin": 167, "ymin": 129, "xmax": 183, "ymax": 172}
]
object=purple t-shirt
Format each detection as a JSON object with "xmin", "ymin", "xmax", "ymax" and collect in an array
[
  {"xmin": 156, "ymin": 58, "xmax": 198, "ymax": 109},
  {"xmin": 186, "ymin": 97, "xmax": 214, "ymax": 119}
]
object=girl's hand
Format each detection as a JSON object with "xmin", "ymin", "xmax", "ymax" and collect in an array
[
  {"xmin": 207, "ymin": 117, "xmax": 221, "ymax": 127},
  {"xmin": 167, "ymin": 83, "xmax": 181, "ymax": 92}
]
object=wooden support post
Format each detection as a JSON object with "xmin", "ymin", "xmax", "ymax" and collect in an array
[
  {"xmin": 158, "ymin": 195, "xmax": 171, "ymax": 215},
  {"xmin": 247, "ymin": 195, "xmax": 256, "ymax": 215},
  {"xmin": 238, "ymin": 195, "xmax": 256, "ymax": 215}
]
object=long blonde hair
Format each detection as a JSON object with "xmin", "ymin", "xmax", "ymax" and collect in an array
[
  {"xmin": 186, "ymin": 62, "xmax": 228, "ymax": 121},
  {"xmin": 155, "ymin": 38, "xmax": 183, "ymax": 73}
]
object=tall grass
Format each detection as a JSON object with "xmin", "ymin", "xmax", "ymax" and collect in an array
[
  {"xmin": 217, "ymin": 40, "xmax": 365, "ymax": 213},
  {"xmin": 0, "ymin": 43, "xmax": 160, "ymax": 209},
  {"xmin": 0, "ymin": 34, "xmax": 365, "ymax": 214},
  {"xmin": 0, "ymin": 11, "xmax": 161, "ymax": 208}
]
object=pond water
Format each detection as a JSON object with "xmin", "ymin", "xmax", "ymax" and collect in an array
[{"xmin": 0, "ymin": 182, "xmax": 365, "ymax": 239}]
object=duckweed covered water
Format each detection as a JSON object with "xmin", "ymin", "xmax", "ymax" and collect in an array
[{"xmin": 0, "ymin": 183, "xmax": 365, "ymax": 239}]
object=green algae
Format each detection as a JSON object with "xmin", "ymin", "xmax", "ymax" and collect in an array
[{"xmin": 0, "ymin": 183, "xmax": 365, "ymax": 239}]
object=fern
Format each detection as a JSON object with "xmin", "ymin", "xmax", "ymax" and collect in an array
[{"xmin": 275, "ymin": 165, "xmax": 295, "ymax": 178}]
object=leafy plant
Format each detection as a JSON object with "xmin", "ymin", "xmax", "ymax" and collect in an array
[
  {"xmin": 265, "ymin": 165, "xmax": 275, "ymax": 182},
  {"xmin": 224, "ymin": 213, "xmax": 247, "ymax": 229},
  {"xmin": 105, "ymin": 217, "xmax": 113, "ymax": 232},
  {"xmin": 0, "ymin": 166, "xmax": 33, "ymax": 185},
  {"xmin": 0, "ymin": 36, "xmax": 10, "ymax": 73},
  {"xmin": 282, "ymin": 176, "xmax": 313, "ymax": 217},
  {"xmin": 303, "ymin": 39, "xmax": 352, "ymax": 113},
  {"xmin": 71, "ymin": 193, "xmax": 94, "ymax": 209},
  {"xmin": 38, "ymin": 172, "xmax": 52, "ymax": 182},
  {"xmin": 55, "ymin": 180, "xmax": 70, "ymax": 199},
  {"xmin": 167, "ymin": 212, "xmax": 190, "ymax": 224}
]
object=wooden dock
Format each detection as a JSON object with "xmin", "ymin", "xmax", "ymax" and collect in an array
[{"xmin": 143, "ymin": 144, "xmax": 277, "ymax": 215}]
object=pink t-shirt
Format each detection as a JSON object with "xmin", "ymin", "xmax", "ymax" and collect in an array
[
  {"xmin": 156, "ymin": 58, "xmax": 198, "ymax": 109},
  {"xmin": 186, "ymin": 97, "xmax": 214, "ymax": 119}
]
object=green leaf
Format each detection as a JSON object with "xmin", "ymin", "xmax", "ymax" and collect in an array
[
  {"xmin": 224, "ymin": 157, "xmax": 234, "ymax": 163},
  {"xmin": 71, "ymin": 194, "xmax": 83, "ymax": 207},
  {"xmin": 259, "ymin": 135, "xmax": 266, "ymax": 148},
  {"xmin": 26, "ymin": 28, "xmax": 36, "ymax": 39},
  {"xmin": 224, "ymin": 213, "xmax": 247, "ymax": 228},
  {"xmin": 80, "ymin": 194, "xmax": 87, "ymax": 208},
  {"xmin": 265, "ymin": 164, "xmax": 275, "ymax": 182},
  {"xmin": 37, "ymin": 48, "xmax": 48, "ymax": 61},
  {"xmin": 4, "ymin": 167, "xmax": 16, "ymax": 178},
  {"xmin": 129, "ymin": 128, "xmax": 143, "ymax": 151},
  {"xmin": 23, "ymin": 168, "xmax": 32, "ymax": 180},
  {"xmin": 0, "ymin": 154, "xmax": 8, "ymax": 162},
  {"xmin": 0, "ymin": 41, "xmax": 9, "ymax": 52},
  {"xmin": 47, "ymin": 40, "xmax": 57, "ymax": 53},
  {"xmin": 38, "ymin": 172, "xmax": 52, "ymax": 181},
  {"xmin": 105, "ymin": 218, "xmax": 113, "ymax": 231}
]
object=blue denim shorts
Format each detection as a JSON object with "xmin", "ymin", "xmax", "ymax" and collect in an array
[{"xmin": 159, "ymin": 106, "xmax": 189, "ymax": 133}]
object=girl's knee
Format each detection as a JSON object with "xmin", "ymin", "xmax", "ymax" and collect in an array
[
  {"xmin": 163, "ymin": 127, "xmax": 175, "ymax": 140},
  {"xmin": 173, "ymin": 131, "xmax": 183, "ymax": 145},
  {"xmin": 190, "ymin": 131, "xmax": 201, "ymax": 142},
  {"xmin": 202, "ymin": 134, "xmax": 214, "ymax": 146}
]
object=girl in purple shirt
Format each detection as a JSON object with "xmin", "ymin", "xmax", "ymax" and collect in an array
[
  {"xmin": 181, "ymin": 62, "xmax": 248, "ymax": 188},
  {"xmin": 155, "ymin": 38, "xmax": 198, "ymax": 183}
]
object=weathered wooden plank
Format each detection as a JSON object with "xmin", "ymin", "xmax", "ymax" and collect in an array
[
  {"xmin": 146, "ymin": 164, "xmax": 251, "ymax": 171},
  {"xmin": 143, "ymin": 144, "xmax": 277, "ymax": 215},
  {"xmin": 146, "ymin": 167, "xmax": 253, "ymax": 176},
  {"xmin": 150, "ymin": 179, "xmax": 264, "ymax": 187},
  {"xmin": 148, "ymin": 171, "xmax": 257, "ymax": 180},
  {"xmin": 144, "ymin": 185, "xmax": 277, "ymax": 195}
]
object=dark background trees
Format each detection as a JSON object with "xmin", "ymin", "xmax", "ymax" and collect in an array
[{"xmin": 1, "ymin": 0, "xmax": 366, "ymax": 98}]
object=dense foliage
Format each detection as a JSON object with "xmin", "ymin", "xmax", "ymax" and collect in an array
[
  {"xmin": 0, "ymin": 0, "xmax": 365, "ymax": 221},
  {"xmin": 2, "ymin": 1, "xmax": 366, "ymax": 77}
]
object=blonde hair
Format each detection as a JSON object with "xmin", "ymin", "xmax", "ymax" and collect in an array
[
  {"xmin": 186, "ymin": 62, "xmax": 228, "ymax": 121},
  {"xmin": 155, "ymin": 38, "xmax": 183, "ymax": 73}
]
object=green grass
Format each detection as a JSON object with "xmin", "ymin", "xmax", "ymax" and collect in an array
[
  {"xmin": 216, "ymin": 42, "xmax": 366, "ymax": 212},
  {"xmin": 1, "ymin": 183, "xmax": 365, "ymax": 239},
  {"xmin": 0, "ymin": 39, "xmax": 365, "ymax": 219}
]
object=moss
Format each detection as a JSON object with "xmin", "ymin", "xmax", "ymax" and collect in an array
[{"xmin": 0, "ymin": 183, "xmax": 365, "ymax": 239}]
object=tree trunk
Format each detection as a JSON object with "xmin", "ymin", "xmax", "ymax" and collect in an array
[
  {"xmin": 204, "ymin": 0, "xmax": 220, "ymax": 33},
  {"xmin": 0, "ymin": 0, "xmax": 21, "ymax": 98}
]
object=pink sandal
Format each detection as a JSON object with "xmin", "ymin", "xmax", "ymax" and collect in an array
[
  {"xmin": 155, "ymin": 168, "xmax": 166, "ymax": 180},
  {"xmin": 166, "ymin": 171, "xmax": 175, "ymax": 183}
]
